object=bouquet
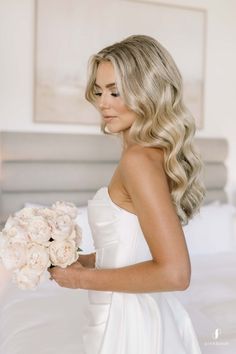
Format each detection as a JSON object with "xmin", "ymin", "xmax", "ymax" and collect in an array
[{"xmin": 0, "ymin": 201, "xmax": 82, "ymax": 290}]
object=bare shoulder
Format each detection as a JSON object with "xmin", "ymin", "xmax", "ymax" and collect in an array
[
  {"xmin": 119, "ymin": 145, "xmax": 166, "ymax": 187},
  {"xmin": 119, "ymin": 144, "xmax": 173, "ymax": 213}
]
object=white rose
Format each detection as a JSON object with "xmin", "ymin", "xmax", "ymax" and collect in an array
[
  {"xmin": 69, "ymin": 225, "xmax": 82, "ymax": 248},
  {"xmin": 52, "ymin": 201, "xmax": 78, "ymax": 219},
  {"xmin": 26, "ymin": 243, "xmax": 50, "ymax": 273},
  {"xmin": 15, "ymin": 207, "xmax": 37, "ymax": 222},
  {"xmin": 3, "ymin": 224, "xmax": 29, "ymax": 244},
  {"xmin": 51, "ymin": 214, "xmax": 73, "ymax": 241},
  {"xmin": 37, "ymin": 207, "xmax": 58, "ymax": 220},
  {"xmin": 27, "ymin": 216, "xmax": 51, "ymax": 245},
  {"xmin": 1, "ymin": 215, "xmax": 28, "ymax": 242},
  {"xmin": 0, "ymin": 239, "xmax": 27, "ymax": 270},
  {"xmin": 49, "ymin": 240, "xmax": 78, "ymax": 268},
  {"xmin": 13, "ymin": 266, "xmax": 41, "ymax": 290}
]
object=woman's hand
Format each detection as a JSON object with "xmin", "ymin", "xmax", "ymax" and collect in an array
[{"xmin": 48, "ymin": 260, "xmax": 86, "ymax": 289}]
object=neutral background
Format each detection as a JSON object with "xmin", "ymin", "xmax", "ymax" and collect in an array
[{"xmin": 0, "ymin": 0, "xmax": 235, "ymax": 203}]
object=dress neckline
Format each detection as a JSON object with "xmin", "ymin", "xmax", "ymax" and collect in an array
[{"xmin": 103, "ymin": 186, "xmax": 138, "ymax": 218}]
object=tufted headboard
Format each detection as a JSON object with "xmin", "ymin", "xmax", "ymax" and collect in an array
[{"xmin": 0, "ymin": 132, "xmax": 228, "ymax": 228}]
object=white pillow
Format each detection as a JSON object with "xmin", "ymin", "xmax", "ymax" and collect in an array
[
  {"xmin": 24, "ymin": 203, "xmax": 95, "ymax": 254},
  {"xmin": 75, "ymin": 206, "xmax": 95, "ymax": 254},
  {"xmin": 183, "ymin": 202, "xmax": 236, "ymax": 255},
  {"xmin": 24, "ymin": 202, "xmax": 47, "ymax": 208}
]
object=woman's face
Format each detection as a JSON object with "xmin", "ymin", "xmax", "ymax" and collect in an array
[{"xmin": 93, "ymin": 61, "xmax": 137, "ymax": 134}]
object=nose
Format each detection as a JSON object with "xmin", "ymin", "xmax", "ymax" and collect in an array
[{"xmin": 98, "ymin": 92, "xmax": 111, "ymax": 109}]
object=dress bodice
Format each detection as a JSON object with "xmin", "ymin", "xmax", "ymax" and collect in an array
[
  {"xmin": 83, "ymin": 187, "xmax": 202, "ymax": 354},
  {"xmin": 87, "ymin": 187, "xmax": 152, "ymax": 269}
]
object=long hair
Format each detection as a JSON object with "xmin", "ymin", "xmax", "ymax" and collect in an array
[{"xmin": 85, "ymin": 34, "xmax": 205, "ymax": 225}]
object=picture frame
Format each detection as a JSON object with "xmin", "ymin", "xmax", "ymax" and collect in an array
[{"xmin": 34, "ymin": 0, "xmax": 206, "ymax": 128}]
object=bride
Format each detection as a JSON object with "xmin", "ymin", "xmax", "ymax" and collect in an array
[{"xmin": 49, "ymin": 34, "xmax": 205, "ymax": 354}]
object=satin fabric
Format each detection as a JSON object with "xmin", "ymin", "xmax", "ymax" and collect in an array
[{"xmin": 82, "ymin": 187, "xmax": 202, "ymax": 354}]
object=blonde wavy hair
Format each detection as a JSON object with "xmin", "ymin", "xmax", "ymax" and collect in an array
[{"xmin": 85, "ymin": 35, "xmax": 205, "ymax": 225}]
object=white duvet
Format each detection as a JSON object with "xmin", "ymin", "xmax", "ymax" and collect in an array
[
  {"xmin": 0, "ymin": 252, "xmax": 236, "ymax": 354},
  {"xmin": 174, "ymin": 252, "xmax": 236, "ymax": 354}
]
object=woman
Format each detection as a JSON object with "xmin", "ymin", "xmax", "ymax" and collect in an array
[{"xmin": 49, "ymin": 35, "xmax": 205, "ymax": 353}]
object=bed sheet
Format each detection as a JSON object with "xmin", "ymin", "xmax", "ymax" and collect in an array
[
  {"xmin": 0, "ymin": 267, "xmax": 88, "ymax": 354},
  {"xmin": 173, "ymin": 252, "xmax": 236, "ymax": 354},
  {"xmin": 0, "ymin": 253, "xmax": 236, "ymax": 354}
]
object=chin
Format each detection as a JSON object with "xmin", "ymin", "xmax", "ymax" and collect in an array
[
  {"xmin": 107, "ymin": 122, "xmax": 132, "ymax": 134},
  {"xmin": 104, "ymin": 123, "xmax": 121, "ymax": 134},
  {"xmin": 105, "ymin": 127, "xmax": 122, "ymax": 134}
]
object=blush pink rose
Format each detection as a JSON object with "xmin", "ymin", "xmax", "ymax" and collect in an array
[{"xmin": 49, "ymin": 240, "xmax": 78, "ymax": 268}]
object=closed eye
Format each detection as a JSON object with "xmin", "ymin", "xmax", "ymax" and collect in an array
[{"xmin": 94, "ymin": 92, "xmax": 120, "ymax": 97}]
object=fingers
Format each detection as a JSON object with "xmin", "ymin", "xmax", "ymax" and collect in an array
[{"xmin": 48, "ymin": 266, "xmax": 68, "ymax": 282}]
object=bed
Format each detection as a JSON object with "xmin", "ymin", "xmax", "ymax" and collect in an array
[{"xmin": 0, "ymin": 131, "xmax": 235, "ymax": 354}]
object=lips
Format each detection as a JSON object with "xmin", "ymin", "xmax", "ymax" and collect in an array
[{"xmin": 103, "ymin": 116, "xmax": 117, "ymax": 121}]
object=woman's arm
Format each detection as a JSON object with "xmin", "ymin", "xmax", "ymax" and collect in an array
[
  {"xmin": 78, "ymin": 253, "xmax": 96, "ymax": 268},
  {"xmin": 50, "ymin": 146, "xmax": 191, "ymax": 292},
  {"xmin": 80, "ymin": 258, "xmax": 189, "ymax": 293}
]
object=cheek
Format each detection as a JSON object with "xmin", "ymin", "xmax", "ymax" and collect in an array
[
  {"xmin": 115, "ymin": 101, "xmax": 135, "ymax": 118},
  {"xmin": 123, "ymin": 108, "xmax": 137, "ymax": 124},
  {"xmin": 113, "ymin": 100, "xmax": 127, "ymax": 114},
  {"xmin": 120, "ymin": 112, "xmax": 137, "ymax": 130},
  {"xmin": 113, "ymin": 99, "xmax": 137, "ymax": 125}
]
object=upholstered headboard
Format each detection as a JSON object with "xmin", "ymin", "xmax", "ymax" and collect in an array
[{"xmin": 0, "ymin": 132, "xmax": 228, "ymax": 227}]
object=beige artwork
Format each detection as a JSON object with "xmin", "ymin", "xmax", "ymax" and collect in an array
[{"xmin": 34, "ymin": 0, "xmax": 206, "ymax": 128}]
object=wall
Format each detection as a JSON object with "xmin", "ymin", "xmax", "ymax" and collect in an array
[{"xmin": 0, "ymin": 0, "xmax": 235, "ymax": 202}]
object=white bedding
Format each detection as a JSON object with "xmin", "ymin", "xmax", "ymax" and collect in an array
[
  {"xmin": 1, "ymin": 203, "xmax": 236, "ymax": 354},
  {"xmin": 0, "ymin": 268, "xmax": 88, "ymax": 354},
  {"xmin": 174, "ymin": 252, "xmax": 236, "ymax": 353},
  {"xmin": 1, "ymin": 252, "xmax": 236, "ymax": 354}
]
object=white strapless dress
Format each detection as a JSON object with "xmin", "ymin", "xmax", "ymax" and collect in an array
[{"xmin": 82, "ymin": 187, "xmax": 202, "ymax": 354}]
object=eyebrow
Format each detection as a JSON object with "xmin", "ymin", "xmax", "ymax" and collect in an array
[{"xmin": 94, "ymin": 82, "xmax": 117, "ymax": 89}]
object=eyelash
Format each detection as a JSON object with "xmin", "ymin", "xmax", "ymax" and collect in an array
[{"xmin": 94, "ymin": 92, "xmax": 120, "ymax": 97}]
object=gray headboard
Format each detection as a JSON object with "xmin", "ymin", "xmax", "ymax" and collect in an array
[{"xmin": 0, "ymin": 132, "xmax": 228, "ymax": 227}]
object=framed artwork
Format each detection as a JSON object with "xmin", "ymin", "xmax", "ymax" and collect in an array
[{"xmin": 34, "ymin": 0, "xmax": 206, "ymax": 128}]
